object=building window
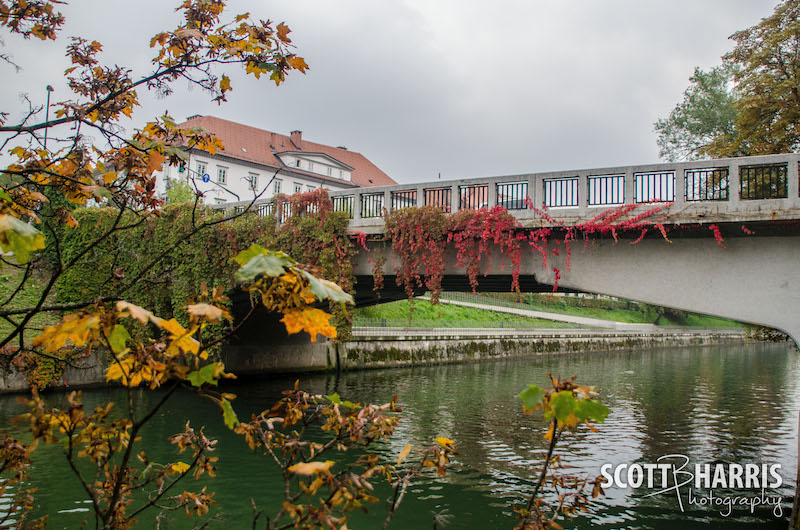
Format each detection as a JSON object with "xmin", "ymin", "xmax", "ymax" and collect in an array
[
  {"xmin": 214, "ymin": 198, "xmax": 226, "ymax": 204},
  {"xmin": 247, "ymin": 173, "xmax": 259, "ymax": 191},
  {"xmin": 295, "ymin": 159, "xmax": 301, "ymax": 168},
  {"xmin": 273, "ymin": 179, "xmax": 282, "ymax": 194},
  {"xmin": 197, "ymin": 161, "xmax": 207, "ymax": 179},
  {"xmin": 339, "ymin": 170, "xmax": 343, "ymax": 178},
  {"xmin": 294, "ymin": 183, "xmax": 302, "ymax": 194},
  {"xmin": 307, "ymin": 185, "xmax": 315, "ymax": 192},
  {"xmin": 327, "ymin": 167, "xmax": 333, "ymax": 176},
  {"xmin": 217, "ymin": 167, "xmax": 227, "ymax": 184},
  {"xmin": 309, "ymin": 162, "xmax": 314, "ymax": 172}
]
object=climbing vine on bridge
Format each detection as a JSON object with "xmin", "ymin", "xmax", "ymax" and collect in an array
[{"xmin": 372, "ymin": 199, "xmax": 678, "ymax": 307}]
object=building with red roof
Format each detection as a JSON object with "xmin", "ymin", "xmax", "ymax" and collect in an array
[{"xmin": 157, "ymin": 115, "xmax": 396, "ymax": 204}]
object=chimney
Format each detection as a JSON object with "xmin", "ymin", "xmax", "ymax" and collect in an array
[
  {"xmin": 290, "ymin": 130, "xmax": 302, "ymax": 148},
  {"xmin": 269, "ymin": 132, "xmax": 278, "ymax": 151}
]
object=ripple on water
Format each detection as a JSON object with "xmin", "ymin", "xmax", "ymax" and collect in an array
[{"xmin": 0, "ymin": 343, "xmax": 795, "ymax": 529}]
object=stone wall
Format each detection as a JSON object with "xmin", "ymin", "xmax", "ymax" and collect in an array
[
  {"xmin": 0, "ymin": 328, "xmax": 749, "ymax": 394},
  {"xmin": 335, "ymin": 329, "xmax": 748, "ymax": 370}
]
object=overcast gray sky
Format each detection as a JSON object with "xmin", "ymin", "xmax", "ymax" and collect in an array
[{"xmin": 0, "ymin": 0, "xmax": 780, "ymax": 183}]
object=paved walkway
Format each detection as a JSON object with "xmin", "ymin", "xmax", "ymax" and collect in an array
[
  {"xmin": 418, "ymin": 296, "xmax": 657, "ymax": 332},
  {"xmin": 351, "ymin": 326, "xmax": 746, "ymax": 339}
]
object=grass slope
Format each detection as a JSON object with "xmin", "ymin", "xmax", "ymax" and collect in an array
[
  {"xmin": 464, "ymin": 293, "xmax": 743, "ymax": 328},
  {"xmin": 354, "ymin": 299, "xmax": 577, "ymax": 328}
]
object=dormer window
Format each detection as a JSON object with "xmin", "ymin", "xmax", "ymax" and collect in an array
[{"xmin": 278, "ymin": 153, "xmax": 353, "ymax": 181}]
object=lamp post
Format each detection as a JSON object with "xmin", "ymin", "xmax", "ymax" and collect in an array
[{"xmin": 44, "ymin": 85, "xmax": 53, "ymax": 149}]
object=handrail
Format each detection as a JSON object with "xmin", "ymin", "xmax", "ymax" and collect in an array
[{"xmin": 211, "ymin": 153, "xmax": 800, "ymax": 225}]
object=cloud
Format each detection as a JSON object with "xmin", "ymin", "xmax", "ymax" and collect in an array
[{"xmin": 0, "ymin": 0, "xmax": 780, "ymax": 182}]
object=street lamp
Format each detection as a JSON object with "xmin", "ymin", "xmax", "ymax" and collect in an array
[{"xmin": 44, "ymin": 85, "xmax": 53, "ymax": 149}]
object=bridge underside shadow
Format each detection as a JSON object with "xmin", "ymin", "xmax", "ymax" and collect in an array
[
  {"xmin": 353, "ymin": 274, "xmax": 570, "ymax": 307},
  {"xmin": 353, "ymin": 229, "xmax": 800, "ymax": 344}
]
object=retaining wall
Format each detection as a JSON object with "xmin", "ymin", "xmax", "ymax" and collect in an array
[{"xmin": 0, "ymin": 328, "xmax": 749, "ymax": 394}]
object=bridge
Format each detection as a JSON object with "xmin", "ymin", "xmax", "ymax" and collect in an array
[{"xmin": 218, "ymin": 153, "xmax": 800, "ymax": 343}]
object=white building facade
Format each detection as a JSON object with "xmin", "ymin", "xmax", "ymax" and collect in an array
[{"xmin": 155, "ymin": 115, "xmax": 396, "ymax": 205}]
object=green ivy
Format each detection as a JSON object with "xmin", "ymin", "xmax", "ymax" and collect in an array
[{"xmin": 56, "ymin": 199, "xmax": 355, "ymax": 339}]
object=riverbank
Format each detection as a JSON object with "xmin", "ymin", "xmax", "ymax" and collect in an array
[
  {"xmin": 332, "ymin": 327, "xmax": 749, "ymax": 371},
  {"xmin": 0, "ymin": 327, "xmax": 754, "ymax": 394}
]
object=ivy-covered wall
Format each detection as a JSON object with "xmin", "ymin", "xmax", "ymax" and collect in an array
[{"xmin": 56, "ymin": 190, "xmax": 355, "ymax": 336}]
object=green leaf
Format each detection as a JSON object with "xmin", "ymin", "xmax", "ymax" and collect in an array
[
  {"xmin": 519, "ymin": 385, "xmax": 546, "ymax": 412},
  {"xmin": 108, "ymin": 324, "xmax": 130, "ymax": 354},
  {"xmin": 299, "ymin": 270, "xmax": 354, "ymax": 304},
  {"xmin": 0, "ymin": 214, "xmax": 45, "ymax": 264},
  {"xmin": 233, "ymin": 252, "xmax": 293, "ymax": 282},
  {"xmin": 0, "ymin": 189, "xmax": 11, "ymax": 202},
  {"xmin": 548, "ymin": 391, "xmax": 577, "ymax": 422},
  {"xmin": 325, "ymin": 392, "xmax": 356, "ymax": 408},
  {"xmin": 221, "ymin": 398, "xmax": 239, "ymax": 429},
  {"xmin": 574, "ymin": 399, "xmax": 609, "ymax": 423},
  {"xmin": 231, "ymin": 243, "xmax": 268, "ymax": 266},
  {"xmin": 186, "ymin": 363, "xmax": 220, "ymax": 387},
  {"xmin": 93, "ymin": 187, "xmax": 113, "ymax": 200}
]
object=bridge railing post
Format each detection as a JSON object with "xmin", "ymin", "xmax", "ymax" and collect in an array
[
  {"xmin": 352, "ymin": 190, "xmax": 362, "ymax": 221},
  {"xmin": 674, "ymin": 167, "xmax": 686, "ymax": 207},
  {"xmin": 728, "ymin": 160, "xmax": 741, "ymax": 208},
  {"xmin": 624, "ymin": 167, "xmax": 635, "ymax": 206},
  {"xmin": 416, "ymin": 184, "xmax": 425, "ymax": 209},
  {"xmin": 450, "ymin": 183, "xmax": 460, "ymax": 213},
  {"xmin": 528, "ymin": 174, "xmax": 538, "ymax": 211},
  {"xmin": 384, "ymin": 189, "xmax": 392, "ymax": 215},
  {"xmin": 488, "ymin": 178, "xmax": 498, "ymax": 208},
  {"xmin": 577, "ymin": 171, "xmax": 589, "ymax": 217},
  {"xmin": 788, "ymin": 155, "xmax": 799, "ymax": 203}
]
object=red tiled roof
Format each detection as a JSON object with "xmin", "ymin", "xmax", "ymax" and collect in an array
[{"xmin": 179, "ymin": 115, "xmax": 396, "ymax": 188}]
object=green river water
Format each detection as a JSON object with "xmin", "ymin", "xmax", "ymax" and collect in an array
[{"xmin": 0, "ymin": 342, "xmax": 797, "ymax": 529}]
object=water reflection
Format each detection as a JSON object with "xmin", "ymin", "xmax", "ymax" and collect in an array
[{"xmin": 0, "ymin": 342, "xmax": 796, "ymax": 528}]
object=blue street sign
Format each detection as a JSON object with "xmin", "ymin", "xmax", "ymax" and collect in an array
[{"xmin": 201, "ymin": 173, "xmax": 210, "ymax": 183}]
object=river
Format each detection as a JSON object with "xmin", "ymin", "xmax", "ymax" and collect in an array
[{"xmin": 0, "ymin": 342, "xmax": 797, "ymax": 529}]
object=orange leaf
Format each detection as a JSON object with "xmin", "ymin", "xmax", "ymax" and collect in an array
[
  {"xmin": 276, "ymin": 22, "xmax": 291, "ymax": 42},
  {"xmin": 145, "ymin": 151, "xmax": 168, "ymax": 175},
  {"xmin": 287, "ymin": 55, "xmax": 308, "ymax": 73},
  {"xmin": 280, "ymin": 308, "xmax": 336, "ymax": 342}
]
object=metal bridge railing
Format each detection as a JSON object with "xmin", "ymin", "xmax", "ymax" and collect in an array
[{"xmin": 212, "ymin": 154, "xmax": 800, "ymax": 225}]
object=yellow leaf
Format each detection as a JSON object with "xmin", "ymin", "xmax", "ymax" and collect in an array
[
  {"xmin": 32, "ymin": 313, "xmax": 100, "ymax": 353},
  {"xmin": 220, "ymin": 74, "xmax": 231, "ymax": 92},
  {"xmin": 162, "ymin": 318, "xmax": 200, "ymax": 355},
  {"xmin": 171, "ymin": 461, "xmax": 190, "ymax": 473},
  {"xmin": 161, "ymin": 318, "xmax": 186, "ymax": 336},
  {"xmin": 435, "ymin": 437, "xmax": 454, "ymax": 448},
  {"xmin": 288, "ymin": 460, "xmax": 334, "ymax": 476},
  {"xmin": 397, "ymin": 444, "xmax": 411, "ymax": 466}
]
